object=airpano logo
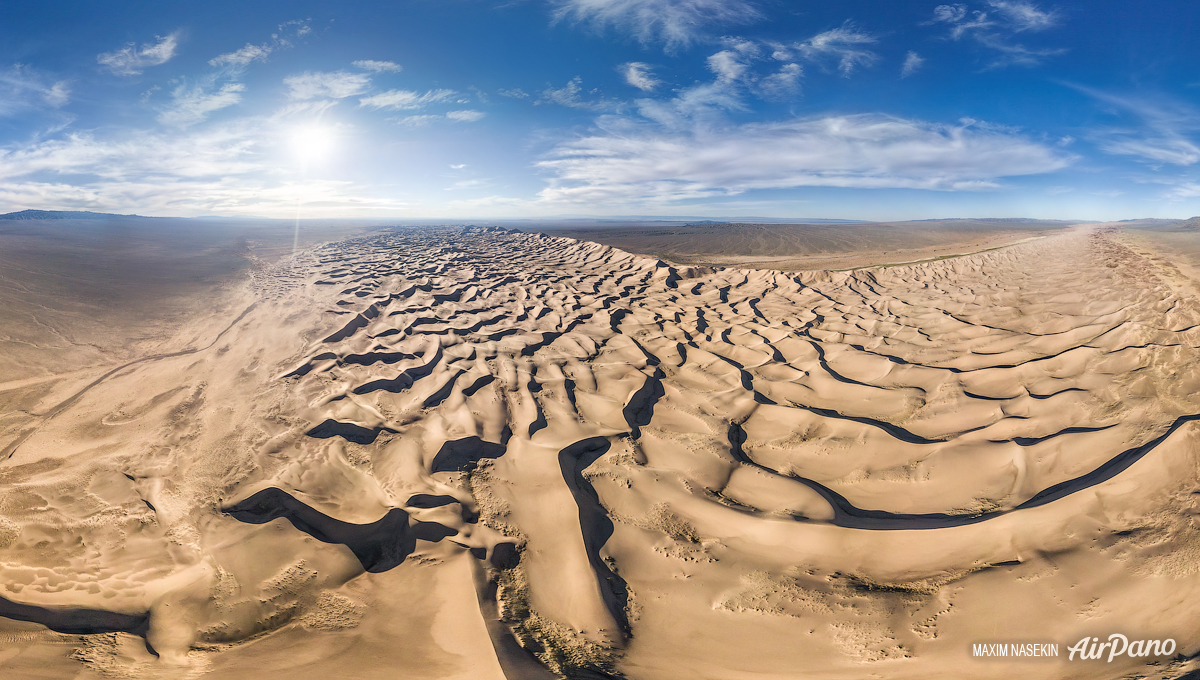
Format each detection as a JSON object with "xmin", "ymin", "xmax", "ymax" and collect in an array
[
  {"xmin": 1066, "ymin": 635, "xmax": 1176, "ymax": 662},
  {"xmin": 971, "ymin": 635, "xmax": 1177, "ymax": 662}
]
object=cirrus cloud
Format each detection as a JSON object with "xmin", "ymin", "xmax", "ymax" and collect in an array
[
  {"xmin": 621, "ymin": 62, "xmax": 660, "ymax": 91},
  {"xmin": 285, "ymin": 71, "xmax": 372, "ymax": 100},
  {"xmin": 550, "ymin": 0, "xmax": 762, "ymax": 49},
  {"xmin": 446, "ymin": 110, "xmax": 485, "ymax": 122},
  {"xmin": 0, "ymin": 65, "xmax": 70, "ymax": 114},
  {"xmin": 537, "ymin": 114, "xmax": 1073, "ymax": 203},
  {"xmin": 210, "ymin": 44, "xmax": 272, "ymax": 69},
  {"xmin": 352, "ymin": 60, "xmax": 403, "ymax": 73},
  {"xmin": 359, "ymin": 88, "xmax": 457, "ymax": 110},
  {"xmin": 97, "ymin": 32, "xmax": 180, "ymax": 76},
  {"xmin": 930, "ymin": 2, "xmax": 1065, "ymax": 68}
]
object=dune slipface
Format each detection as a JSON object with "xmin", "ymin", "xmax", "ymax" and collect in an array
[{"xmin": 2, "ymin": 225, "xmax": 1200, "ymax": 678}]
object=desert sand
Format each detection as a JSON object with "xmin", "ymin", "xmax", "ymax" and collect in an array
[
  {"xmin": 3, "ymin": 218, "xmax": 1200, "ymax": 679},
  {"xmin": 537, "ymin": 219, "xmax": 1073, "ymax": 271}
]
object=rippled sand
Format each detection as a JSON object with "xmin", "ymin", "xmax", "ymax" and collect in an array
[{"xmin": 2, "ymin": 224, "xmax": 1200, "ymax": 679}]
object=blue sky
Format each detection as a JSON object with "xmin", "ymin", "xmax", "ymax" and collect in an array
[{"xmin": 1, "ymin": 1, "xmax": 1198, "ymax": 220}]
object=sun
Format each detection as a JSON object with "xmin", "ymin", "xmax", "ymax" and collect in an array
[{"xmin": 290, "ymin": 125, "xmax": 337, "ymax": 166}]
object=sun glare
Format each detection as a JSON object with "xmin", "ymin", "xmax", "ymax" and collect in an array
[{"xmin": 290, "ymin": 125, "xmax": 336, "ymax": 166}]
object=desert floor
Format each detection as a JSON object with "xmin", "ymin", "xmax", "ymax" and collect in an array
[{"xmin": 3, "ymin": 219, "xmax": 1200, "ymax": 679}]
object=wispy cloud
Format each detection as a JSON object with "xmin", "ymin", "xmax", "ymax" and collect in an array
[
  {"xmin": 621, "ymin": 62, "xmax": 660, "ymax": 91},
  {"xmin": 353, "ymin": 60, "xmax": 403, "ymax": 73},
  {"xmin": 707, "ymin": 40, "xmax": 757, "ymax": 82},
  {"xmin": 392, "ymin": 114, "xmax": 441, "ymax": 127},
  {"xmin": 210, "ymin": 44, "xmax": 271, "ymax": 69},
  {"xmin": 0, "ymin": 125, "xmax": 261, "ymax": 183},
  {"xmin": 549, "ymin": 0, "xmax": 762, "ymax": 49},
  {"xmin": 1165, "ymin": 182, "xmax": 1200, "ymax": 199},
  {"xmin": 359, "ymin": 88, "xmax": 457, "ymax": 110},
  {"xmin": 285, "ymin": 71, "xmax": 372, "ymax": 100},
  {"xmin": 1072, "ymin": 86, "xmax": 1200, "ymax": 166},
  {"xmin": 0, "ymin": 122, "xmax": 409, "ymax": 216},
  {"xmin": 758, "ymin": 63, "xmax": 802, "ymax": 99},
  {"xmin": 901, "ymin": 51, "xmax": 925, "ymax": 77},
  {"xmin": 988, "ymin": 0, "xmax": 1059, "ymax": 31},
  {"xmin": 498, "ymin": 88, "xmax": 530, "ymax": 99},
  {"xmin": 273, "ymin": 20, "xmax": 313, "ymax": 47},
  {"xmin": 446, "ymin": 110, "xmax": 485, "ymax": 122},
  {"xmin": 0, "ymin": 65, "xmax": 71, "ymax": 115},
  {"xmin": 790, "ymin": 23, "xmax": 877, "ymax": 76},
  {"xmin": 929, "ymin": 2, "xmax": 1065, "ymax": 67},
  {"xmin": 536, "ymin": 77, "xmax": 609, "ymax": 109},
  {"xmin": 538, "ymin": 114, "xmax": 1072, "ymax": 203},
  {"xmin": 158, "ymin": 82, "xmax": 245, "ymax": 127},
  {"xmin": 97, "ymin": 32, "xmax": 179, "ymax": 76}
]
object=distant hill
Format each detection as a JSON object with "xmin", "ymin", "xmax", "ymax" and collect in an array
[
  {"xmin": 1170, "ymin": 216, "xmax": 1200, "ymax": 229},
  {"xmin": 0, "ymin": 209, "xmax": 143, "ymax": 220}
]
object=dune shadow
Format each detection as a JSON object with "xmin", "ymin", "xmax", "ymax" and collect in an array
[
  {"xmin": 0, "ymin": 595, "xmax": 149, "ymax": 637},
  {"xmin": 558, "ymin": 437, "xmax": 631, "ymax": 635},
  {"xmin": 430, "ymin": 436, "xmax": 508, "ymax": 473},
  {"xmin": 223, "ymin": 487, "xmax": 455, "ymax": 572}
]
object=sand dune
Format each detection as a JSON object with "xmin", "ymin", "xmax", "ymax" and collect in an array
[{"xmin": 2, "ymin": 223, "xmax": 1200, "ymax": 678}]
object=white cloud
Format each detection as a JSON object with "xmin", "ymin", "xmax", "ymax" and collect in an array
[
  {"xmin": 43, "ymin": 81, "xmax": 70, "ymax": 107},
  {"xmin": 901, "ymin": 51, "xmax": 925, "ymax": 77},
  {"xmin": 353, "ymin": 60, "xmax": 403, "ymax": 73},
  {"xmin": 537, "ymin": 77, "xmax": 608, "ymax": 109},
  {"xmin": 273, "ymin": 20, "xmax": 313, "ymax": 48},
  {"xmin": 1100, "ymin": 138, "xmax": 1200, "ymax": 166},
  {"xmin": 631, "ymin": 39, "xmax": 803, "ymax": 115},
  {"xmin": 973, "ymin": 33, "xmax": 1066, "ymax": 66},
  {"xmin": 537, "ymin": 114, "xmax": 1073, "ymax": 203},
  {"xmin": 0, "ymin": 125, "xmax": 261, "ymax": 182},
  {"xmin": 793, "ymin": 23, "xmax": 877, "ymax": 76},
  {"xmin": 707, "ymin": 41, "xmax": 757, "ymax": 82},
  {"xmin": 392, "ymin": 115, "xmax": 441, "ymax": 127},
  {"xmin": 987, "ymin": 0, "xmax": 1059, "ymax": 31},
  {"xmin": 210, "ymin": 44, "xmax": 271, "ymax": 69},
  {"xmin": 1073, "ymin": 86, "xmax": 1200, "ymax": 167},
  {"xmin": 97, "ymin": 32, "xmax": 179, "ymax": 76},
  {"xmin": 757, "ymin": 63, "xmax": 802, "ymax": 99},
  {"xmin": 1165, "ymin": 182, "xmax": 1200, "ymax": 199},
  {"xmin": 272, "ymin": 99, "xmax": 340, "ymax": 119},
  {"xmin": 498, "ymin": 88, "xmax": 530, "ymax": 99},
  {"xmin": 932, "ymin": 5, "xmax": 995, "ymax": 39},
  {"xmin": 158, "ymin": 82, "xmax": 246, "ymax": 127},
  {"xmin": 0, "ymin": 65, "xmax": 71, "ymax": 114},
  {"xmin": 932, "ymin": 4, "xmax": 968, "ymax": 23},
  {"xmin": 285, "ymin": 71, "xmax": 372, "ymax": 100},
  {"xmin": 0, "ymin": 122, "xmax": 411, "ymax": 216},
  {"xmin": 359, "ymin": 88, "xmax": 457, "ymax": 110},
  {"xmin": 550, "ymin": 0, "xmax": 761, "ymax": 49},
  {"xmin": 446, "ymin": 110, "xmax": 485, "ymax": 122},
  {"xmin": 621, "ymin": 62, "xmax": 660, "ymax": 91},
  {"xmin": 929, "ymin": 2, "xmax": 1064, "ymax": 67}
]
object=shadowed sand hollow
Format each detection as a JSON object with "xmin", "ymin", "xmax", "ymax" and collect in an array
[{"xmin": 3, "ymin": 223, "xmax": 1200, "ymax": 678}]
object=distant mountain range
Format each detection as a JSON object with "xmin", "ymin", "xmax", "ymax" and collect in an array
[
  {"xmin": 0, "ymin": 209, "xmax": 144, "ymax": 220},
  {"xmin": 2, "ymin": 209, "xmax": 1195, "ymax": 225}
]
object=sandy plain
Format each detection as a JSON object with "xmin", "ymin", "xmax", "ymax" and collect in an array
[
  {"xmin": 3, "ymin": 215, "xmax": 1200, "ymax": 679},
  {"xmin": 536, "ymin": 218, "xmax": 1074, "ymax": 271}
]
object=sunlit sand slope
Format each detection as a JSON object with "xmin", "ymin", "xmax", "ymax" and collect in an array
[{"xmin": 2, "ymin": 225, "xmax": 1200, "ymax": 679}]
